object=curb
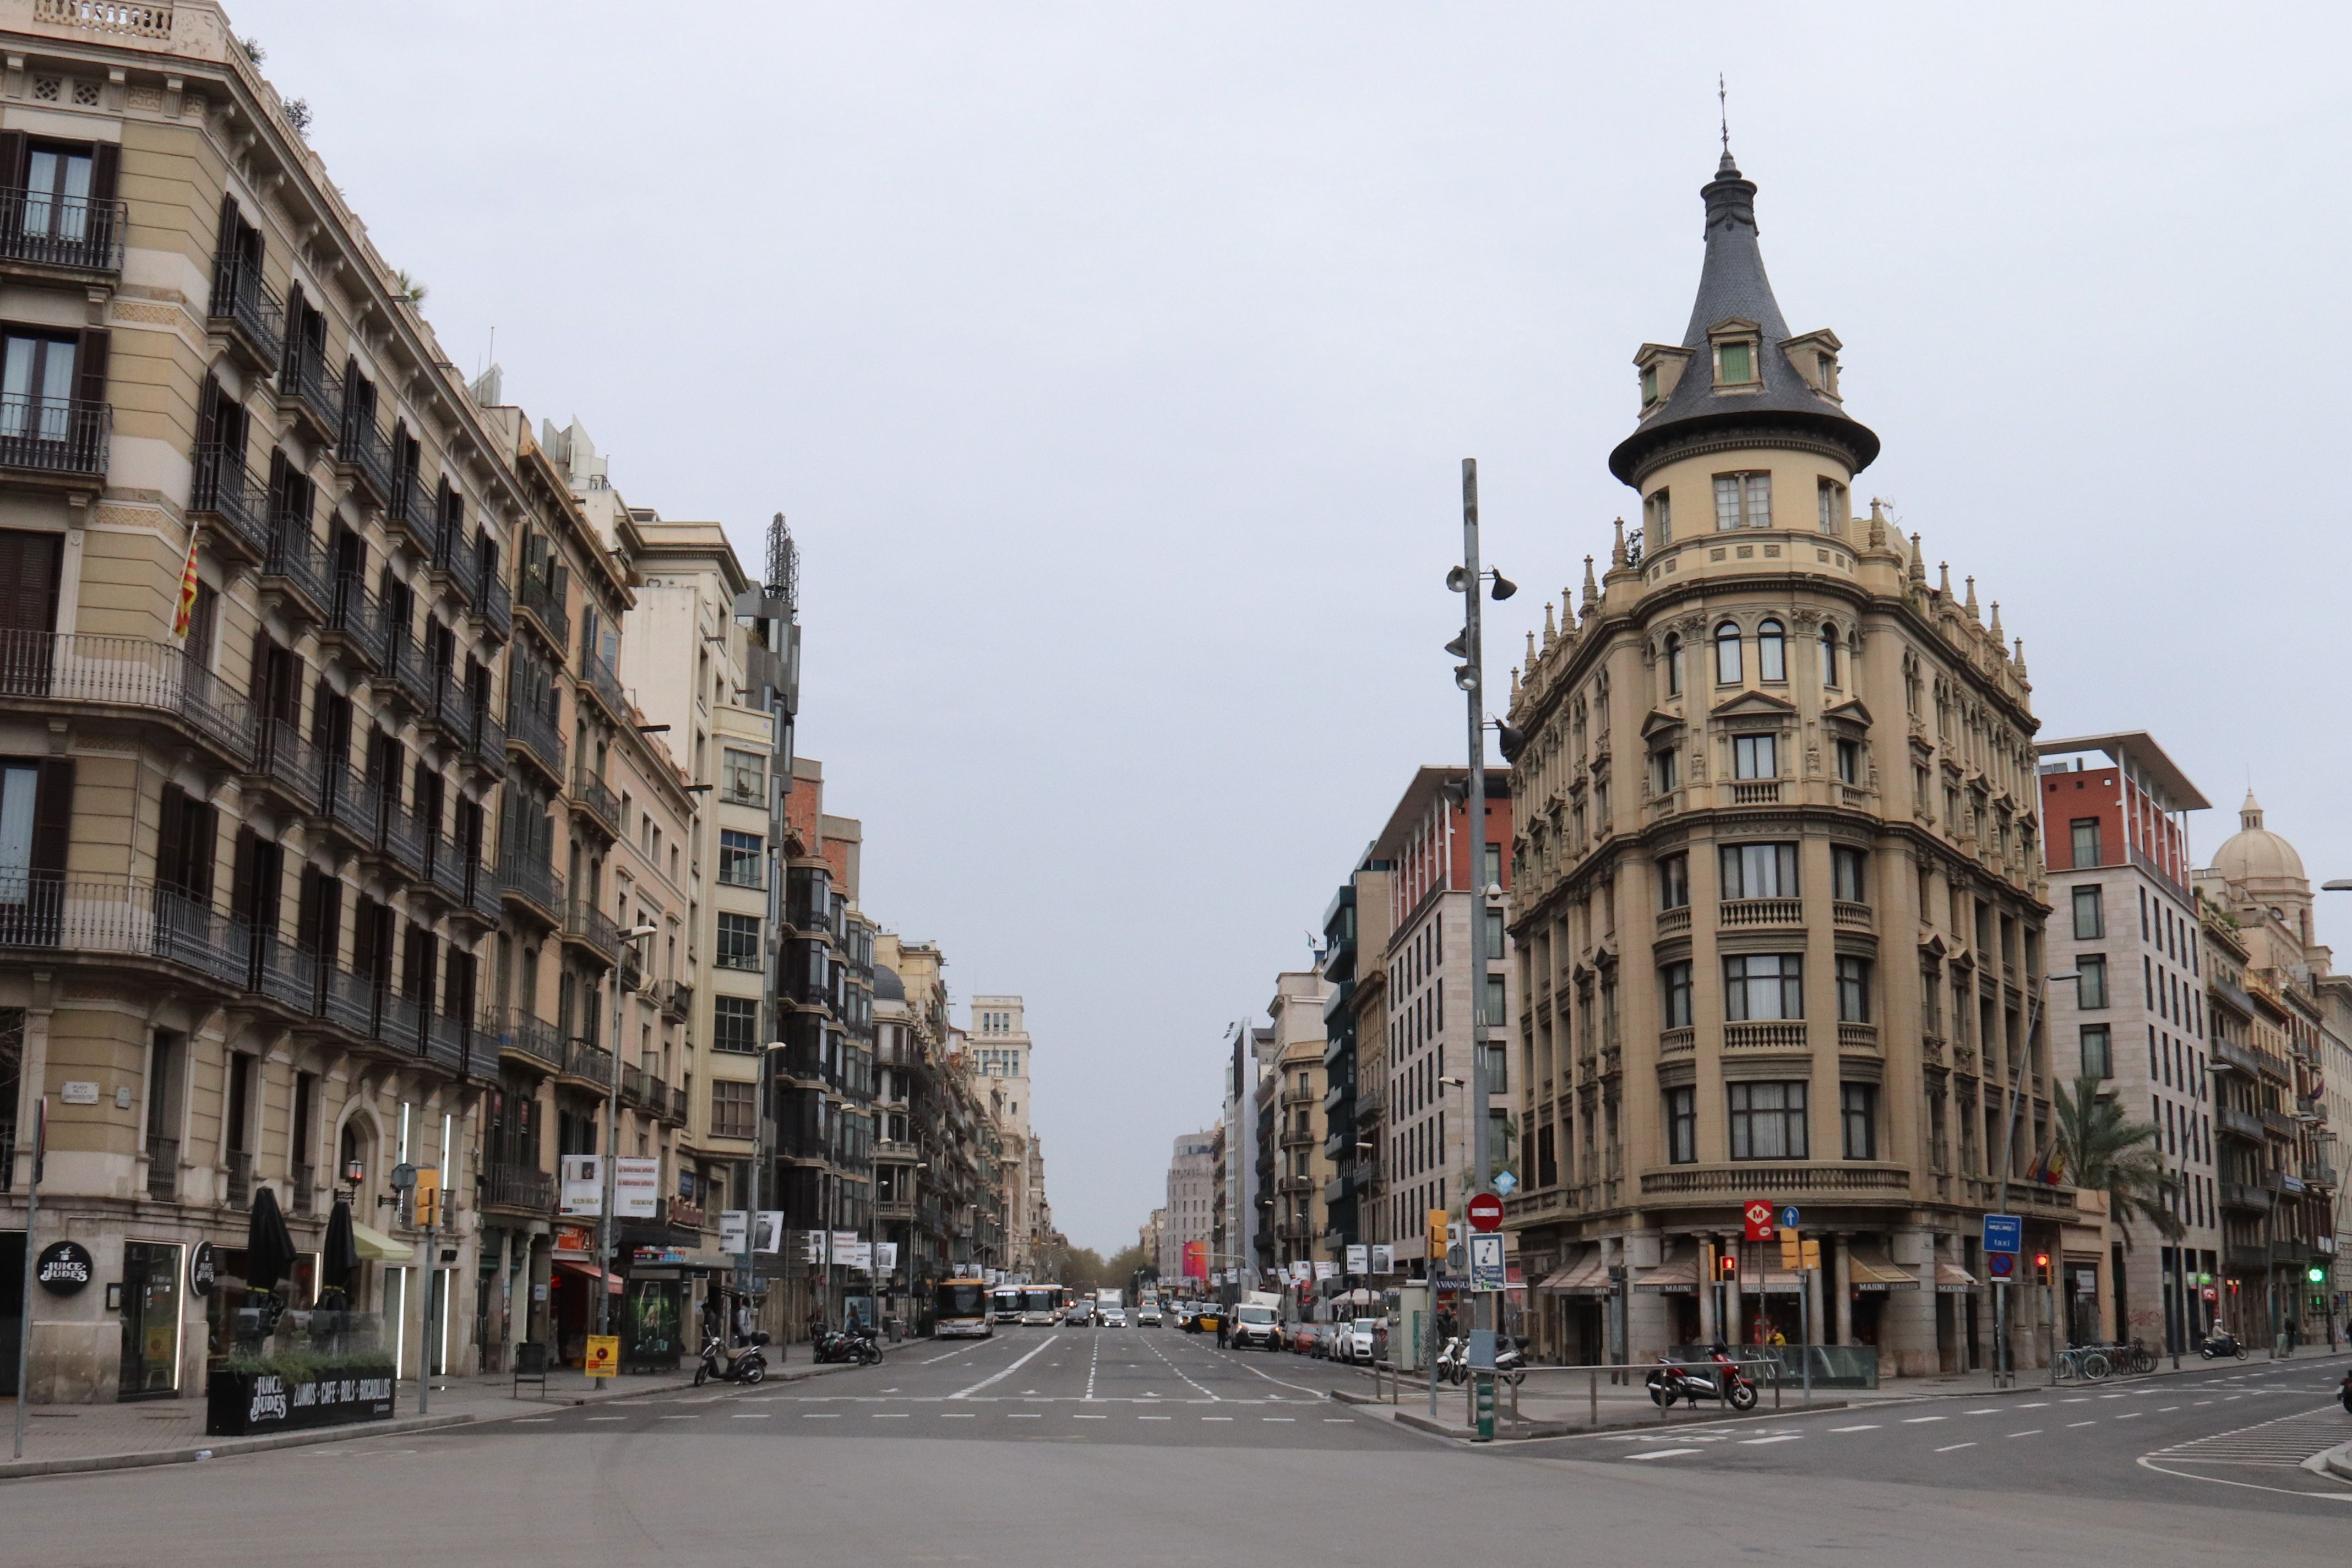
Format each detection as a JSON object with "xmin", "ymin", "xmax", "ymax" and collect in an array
[
  {"xmin": 0, "ymin": 1361, "xmax": 870, "ymax": 1483},
  {"xmin": 1392, "ymin": 1395, "xmax": 1850, "ymax": 1445},
  {"xmin": 2322, "ymin": 1441, "xmax": 2352, "ymax": 1484}
]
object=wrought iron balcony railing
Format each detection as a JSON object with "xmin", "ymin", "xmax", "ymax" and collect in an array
[
  {"xmin": 0, "ymin": 629, "xmax": 255, "ymax": 766},
  {"xmin": 206, "ymin": 256, "xmax": 285, "ymax": 367},
  {"xmin": 189, "ymin": 448, "xmax": 268, "ymax": 560},
  {"xmin": 0, "ymin": 187, "xmax": 126, "ymax": 274},
  {"xmin": 0, "ymin": 393, "xmax": 108, "ymax": 479}
]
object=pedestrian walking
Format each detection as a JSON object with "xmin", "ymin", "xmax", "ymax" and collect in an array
[{"xmin": 1216, "ymin": 1314, "xmax": 1230, "ymax": 1350}]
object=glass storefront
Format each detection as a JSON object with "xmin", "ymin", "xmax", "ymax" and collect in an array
[{"xmin": 118, "ymin": 1240, "xmax": 183, "ymax": 1398}]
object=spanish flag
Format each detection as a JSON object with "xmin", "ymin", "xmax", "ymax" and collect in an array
[{"xmin": 173, "ymin": 527, "xmax": 200, "ymax": 641}]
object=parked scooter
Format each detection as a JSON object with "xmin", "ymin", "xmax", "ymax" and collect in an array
[
  {"xmin": 1435, "ymin": 1334, "xmax": 1529, "ymax": 1387},
  {"xmin": 1645, "ymin": 1347, "xmax": 1760, "ymax": 1412},
  {"xmin": 812, "ymin": 1324, "xmax": 885, "ymax": 1366},
  {"xmin": 2198, "ymin": 1329, "xmax": 2250, "ymax": 1362},
  {"xmin": 694, "ymin": 1330, "xmax": 770, "ymax": 1386}
]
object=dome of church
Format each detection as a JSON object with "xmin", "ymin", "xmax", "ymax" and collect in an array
[{"xmin": 2209, "ymin": 791, "xmax": 2305, "ymax": 885}]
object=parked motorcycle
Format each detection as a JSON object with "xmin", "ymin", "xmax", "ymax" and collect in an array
[
  {"xmin": 812, "ymin": 1325, "xmax": 885, "ymax": 1366},
  {"xmin": 694, "ymin": 1331, "xmax": 770, "ymax": 1386},
  {"xmin": 1645, "ymin": 1348, "xmax": 1758, "ymax": 1412},
  {"xmin": 2198, "ymin": 1330, "xmax": 2250, "ymax": 1362},
  {"xmin": 1435, "ymin": 1335, "xmax": 1528, "ymax": 1387}
]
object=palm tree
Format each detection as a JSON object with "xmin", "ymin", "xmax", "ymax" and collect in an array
[{"xmin": 2051, "ymin": 1074, "xmax": 2182, "ymax": 1248}]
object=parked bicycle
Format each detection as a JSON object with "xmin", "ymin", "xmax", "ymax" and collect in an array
[{"xmin": 2053, "ymin": 1346, "xmax": 2112, "ymax": 1382}]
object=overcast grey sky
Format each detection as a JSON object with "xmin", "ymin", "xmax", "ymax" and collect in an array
[{"xmin": 239, "ymin": 2, "xmax": 2351, "ymax": 1253}]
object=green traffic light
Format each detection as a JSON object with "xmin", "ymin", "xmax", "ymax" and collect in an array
[{"xmin": 2309, "ymin": 1267, "xmax": 2326, "ymax": 1284}]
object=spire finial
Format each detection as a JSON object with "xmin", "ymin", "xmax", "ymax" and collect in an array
[
  {"xmin": 1908, "ymin": 531, "xmax": 1926, "ymax": 584},
  {"xmin": 1611, "ymin": 516, "xmax": 1628, "ymax": 568},
  {"xmin": 1988, "ymin": 601, "xmax": 2004, "ymax": 642},
  {"xmin": 1963, "ymin": 575, "xmax": 1980, "ymax": 619},
  {"xmin": 1719, "ymin": 73, "xmax": 1729, "ymax": 155},
  {"xmin": 1581, "ymin": 554, "xmax": 1599, "ymax": 610}
]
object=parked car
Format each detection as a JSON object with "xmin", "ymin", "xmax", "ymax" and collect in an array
[{"xmin": 1332, "ymin": 1317, "xmax": 1380, "ymax": 1364}]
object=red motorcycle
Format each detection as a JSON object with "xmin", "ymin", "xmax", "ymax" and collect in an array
[{"xmin": 1645, "ymin": 1346, "xmax": 1760, "ymax": 1412}]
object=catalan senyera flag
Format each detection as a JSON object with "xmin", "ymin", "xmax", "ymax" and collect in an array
[{"xmin": 172, "ymin": 529, "xmax": 201, "ymax": 640}]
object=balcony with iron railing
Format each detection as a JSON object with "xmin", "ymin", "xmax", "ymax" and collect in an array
[
  {"xmin": 189, "ymin": 447, "xmax": 269, "ymax": 563},
  {"xmin": 276, "ymin": 342, "xmax": 344, "ymax": 444},
  {"xmin": 336, "ymin": 411, "xmax": 393, "ymax": 508},
  {"xmin": 498, "ymin": 853, "xmax": 564, "ymax": 925},
  {"xmin": 660, "ymin": 979, "xmax": 693, "ymax": 1024},
  {"xmin": 481, "ymin": 1006, "xmax": 558, "ymax": 1072},
  {"xmin": 225, "ymin": 1150, "xmax": 254, "ymax": 1211},
  {"xmin": 206, "ymin": 254, "xmax": 285, "ymax": 370},
  {"xmin": 560, "ymin": 1035, "xmax": 616, "ymax": 1090},
  {"xmin": 0, "ymin": 187, "xmax": 126, "ymax": 276},
  {"xmin": 382, "ymin": 620, "xmax": 434, "ymax": 715},
  {"xmin": 144, "ymin": 1134, "xmax": 178, "ymax": 1201},
  {"xmin": 247, "ymin": 717, "xmax": 323, "ymax": 815},
  {"xmin": 483, "ymin": 1162, "xmax": 554, "ymax": 1215},
  {"xmin": 506, "ymin": 696, "xmax": 567, "ymax": 785},
  {"xmin": 479, "ymin": 570, "xmax": 512, "ymax": 642},
  {"xmin": 290, "ymin": 1161, "xmax": 318, "ymax": 1218},
  {"xmin": 563, "ymin": 898, "xmax": 622, "ymax": 965},
  {"xmin": 516, "ymin": 570, "xmax": 569, "ymax": 650},
  {"xmin": 262, "ymin": 516, "xmax": 332, "ymax": 622},
  {"xmin": 580, "ymin": 649, "xmax": 629, "ymax": 724},
  {"xmin": 434, "ymin": 524, "xmax": 482, "ymax": 605},
  {"xmin": 0, "ymin": 629, "xmax": 257, "ymax": 769},
  {"xmin": 422, "ymin": 1008, "xmax": 466, "ymax": 1074},
  {"xmin": 388, "ymin": 472, "xmax": 438, "ymax": 557},
  {"xmin": 464, "ymin": 698, "xmax": 507, "ymax": 773},
  {"xmin": 0, "ymin": 393, "xmax": 109, "ymax": 486},
  {"xmin": 423, "ymin": 832, "xmax": 470, "ymax": 907},
  {"xmin": 571, "ymin": 766, "xmax": 620, "ymax": 839},
  {"xmin": 466, "ymin": 857, "xmax": 503, "ymax": 924},
  {"xmin": 323, "ymin": 574, "xmax": 388, "ymax": 672},
  {"xmin": 0, "ymin": 875, "xmax": 252, "ymax": 993}
]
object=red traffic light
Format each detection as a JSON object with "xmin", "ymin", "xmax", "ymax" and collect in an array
[{"xmin": 1719, "ymin": 1255, "xmax": 1738, "ymax": 1276}]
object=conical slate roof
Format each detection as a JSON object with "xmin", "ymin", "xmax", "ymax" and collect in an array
[{"xmin": 1608, "ymin": 150, "xmax": 1880, "ymax": 484}]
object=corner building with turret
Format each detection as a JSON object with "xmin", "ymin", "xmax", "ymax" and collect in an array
[{"xmin": 1504, "ymin": 151, "xmax": 2064, "ymax": 1380}]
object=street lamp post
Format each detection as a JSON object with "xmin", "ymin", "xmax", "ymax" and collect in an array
[
  {"xmin": 1446, "ymin": 459, "xmax": 1515, "ymax": 1394},
  {"xmin": 598, "ymin": 923, "xmax": 661, "ymax": 1342},
  {"xmin": 1992, "ymin": 967, "xmax": 2076, "ymax": 1387}
]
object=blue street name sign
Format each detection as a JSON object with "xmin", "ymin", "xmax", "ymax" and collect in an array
[{"xmin": 1982, "ymin": 1213, "xmax": 2022, "ymax": 1255}]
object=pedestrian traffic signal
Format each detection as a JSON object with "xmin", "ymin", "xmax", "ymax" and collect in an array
[{"xmin": 1719, "ymin": 1253, "xmax": 1739, "ymax": 1277}]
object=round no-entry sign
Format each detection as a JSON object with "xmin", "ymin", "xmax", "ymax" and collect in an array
[
  {"xmin": 2201, "ymin": 1284, "xmax": 2219, "ymax": 1303},
  {"xmin": 1467, "ymin": 1193, "xmax": 1505, "ymax": 1233}
]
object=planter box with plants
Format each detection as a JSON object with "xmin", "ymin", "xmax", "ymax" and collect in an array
[{"xmin": 205, "ymin": 1352, "xmax": 398, "ymax": 1437}]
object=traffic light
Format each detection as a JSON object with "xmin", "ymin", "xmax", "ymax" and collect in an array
[
  {"xmin": 1427, "ymin": 1209, "xmax": 1449, "ymax": 1253},
  {"xmin": 1719, "ymin": 1253, "xmax": 1739, "ymax": 1277},
  {"xmin": 2309, "ymin": 1267, "xmax": 2327, "ymax": 1285},
  {"xmin": 1779, "ymin": 1230, "xmax": 1801, "ymax": 1271},
  {"xmin": 413, "ymin": 1168, "xmax": 442, "ymax": 1229},
  {"xmin": 2033, "ymin": 1251, "xmax": 2051, "ymax": 1284}
]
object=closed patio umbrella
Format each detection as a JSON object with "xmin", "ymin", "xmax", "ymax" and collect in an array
[
  {"xmin": 322, "ymin": 1197, "xmax": 361, "ymax": 1296},
  {"xmin": 244, "ymin": 1185, "xmax": 297, "ymax": 1298}
]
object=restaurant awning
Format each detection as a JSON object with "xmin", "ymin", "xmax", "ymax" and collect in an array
[
  {"xmin": 1848, "ymin": 1247, "xmax": 1923, "ymax": 1292},
  {"xmin": 348, "ymin": 1220, "xmax": 412, "ymax": 1263},
  {"xmin": 556, "ymin": 1259, "xmax": 624, "ymax": 1295},
  {"xmin": 1935, "ymin": 1261, "xmax": 1981, "ymax": 1294},
  {"xmin": 1537, "ymin": 1249, "xmax": 1612, "ymax": 1295},
  {"xmin": 1635, "ymin": 1242, "xmax": 1699, "ymax": 1294}
]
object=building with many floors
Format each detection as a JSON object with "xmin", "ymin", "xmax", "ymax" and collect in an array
[
  {"xmin": 1371, "ymin": 767, "xmax": 1515, "ymax": 1268},
  {"xmin": 1502, "ymin": 146, "xmax": 2056, "ymax": 1379},
  {"xmin": 1159, "ymin": 1129, "xmax": 1216, "ymax": 1286},
  {"xmin": 1264, "ymin": 970, "xmax": 1334, "ymax": 1276},
  {"xmin": 2035, "ymin": 732, "xmax": 2215, "ymax": 1352},
  {"xmin": 1315, "ymin": 853, "xmax": 1391, "ymax": 1270}
]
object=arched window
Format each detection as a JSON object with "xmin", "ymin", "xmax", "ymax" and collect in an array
[
  {"xmin": 1714, "ymin": 622, "xmax": 1743, "ymax": 685},
  {"xmin": 1757, "ymin": 619, "xmax": 1786, "ymax": 683},
  {"xmin": 1664, "ymin": 633, "xmax": 1683, "ymax": 696},
  {"xmin": 1820, "ymin": 623, "xmax": 1841, "ymax": 686}
]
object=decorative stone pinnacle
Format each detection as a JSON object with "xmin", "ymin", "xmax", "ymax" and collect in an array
[
  {"xmin": 1964, "ymin": 576, "xmax": 1980, "ymax": 619},
  {"xmin": 1908, "ymin": 532, "xmax": 1926, "ymax": 582},
  {"xmin": 1988, "ymin": 601, "xmax": 2003, "ymax": 641},
  {"xmin": 1581, "ymin": 555, "xmax": 1599, "ymax": 608},
  {"xmin": 1610, "ymin": 518, "xmax": 1627, "ymax": 568},
  {"xmin": 1542, "ymin": 603, "xmax": 1556, "ymax": 645},
  {"xmin": 1937, "ymin": 561, "xmax": 1951, "ymax": 598}
]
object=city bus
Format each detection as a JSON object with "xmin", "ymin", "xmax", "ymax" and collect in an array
[
  {"xmin": 1020, "ymin": 1285, "xmax": 1065, "ymax": 1326},
  {"xmin": 990, "ymin": 1285, "xmax": 1024, "ymax": 1324},
  {"xmin": 933, "ymin": 1278, "xmax": 994, "ymax": 1338}
]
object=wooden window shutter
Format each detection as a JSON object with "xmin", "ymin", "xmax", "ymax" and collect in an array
[
  {"xmin": 0, "ymin": 132, "xmax": 26, "ymax": 190},
  {"xmin": 157, "ymin": 782, "xmax": 188, "ymax": 892},
  {"xmin": 89, "ymin": 141, "xmax": 118, "ymax": 205},
  {"xmin": 230, "ymin": 826, "xmax": 258, "ymax": 922},
  {"xmin": 214, "ymin": 194, "xmax": 239, "ymax": 262},
  {"xmin": 73, "ymin": 328, "xmax": 108, "ymax": 411},
  {"xmin": 30, "ymin": 758, "xmax": 73, "ymax": 881},
  {"xmin": 195, "ymin": 372, "xmax": 220, "ymax": 477},
  {"xmin": 296, "ymin": 865, "xmax": 324, "ymax": 952}
]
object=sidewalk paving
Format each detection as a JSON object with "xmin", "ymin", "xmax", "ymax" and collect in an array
[{"xmin": 0, "ymin": 1357, "xmax": 855, "ymax": 1482}]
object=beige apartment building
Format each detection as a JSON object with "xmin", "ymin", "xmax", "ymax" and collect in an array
[
  {"xmin": 0, "ymin": 4, "xmax": 545, "ymax": 1399},
  {"xmin": 1504, "ymin": 148, "xmax": 2053, "ymax": 1378},
  {"xmin": 1266, "ymin": 970, "xmax": 1333, "ymax": 1273},
  {"xmin": 971, "ymin": 994, "xmax": 1052, "ymax": 1273}
]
